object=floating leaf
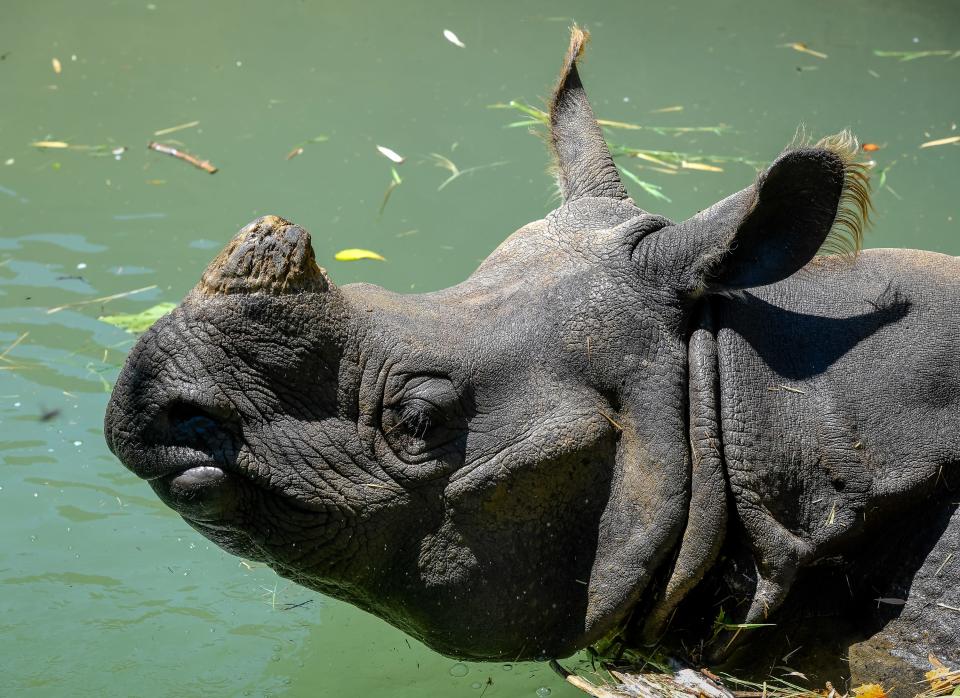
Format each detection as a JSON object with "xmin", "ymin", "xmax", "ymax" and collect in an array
[
  {"xmin": 31, "ymin": 140, "xmax": 70, "ymax": 149},
  {"xmin": 650, "ymin": 105, "xmax": 683, "ymax": 113},
  {"xmin": 681, "ymin": 160, "xmax": 724, "ymax": 172},
  {"xmin": 99, "ymin": 303, "xmax": 176, "ymax": 333},
  {"xmin": 334, "ymin": 248, "xmax": 386, "ymax": 262},
  {"xmin": 376, "ymin": 145, "xmax": 405, "ymax": 164},
  {"xmin": 443, "ymin": 29, "xmax": 465, "ymax": 48},
  {"xmin": 920, "ymin": 135, "xmax": 960, "ymax": 148},
  {"xmin": 52, "ymin": 57, "xmax": 62, "ymax": 74}
]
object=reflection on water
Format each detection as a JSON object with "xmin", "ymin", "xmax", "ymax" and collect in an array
[{"xmin": 2, "ymin": 0, "xmax": 957, "ymax": 694}]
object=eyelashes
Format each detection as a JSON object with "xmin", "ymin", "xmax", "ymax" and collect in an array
[{"xmin": 399, "ymin": 403, "xmax": 435, "ymax": 439}]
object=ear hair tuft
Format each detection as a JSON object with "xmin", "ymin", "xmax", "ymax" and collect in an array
[
  {"xmin": 814, "ymin": 130, "xmax": 872, "ymax": 261},
  {"xmin": 782, "ymin": 128, "xmax": 873, "ymax": 261}
]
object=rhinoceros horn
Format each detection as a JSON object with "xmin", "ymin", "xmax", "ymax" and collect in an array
[
  {"xmin": 549, "ymin": 26, "xmax": 629, "ymax": 203},
  {"xmin": 196, "ymin": 215, "xmax": 332, "ymax": 296}
]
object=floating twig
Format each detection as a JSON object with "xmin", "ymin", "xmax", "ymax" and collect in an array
[
  {"xmin": 147, "ymin": 141, "xmax": 218, "ymax": 174},
  {"xmin": 153, "ymin": 120, "xmax": 200, "ymax": 137},
  {"xmin": 781, "ymin": 42, "xmax": 828, "ymax": 59},
  {"xmin": 920, "ymin": 135, "xmax": 960, "ymax": 149},
  {"xmin": 47, "ymin": 285, "xmax": 157, "ymax": 315}
]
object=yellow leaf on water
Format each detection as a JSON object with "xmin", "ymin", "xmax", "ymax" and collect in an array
[
  {"xmin": 633, "ymin": 152, "xmax": 678, "ymax": 169},
  {"xmin": 920, "ymin": 135, "xmax": 960, "ymax": 148},
  {"xmin": 52, "ymin": 57, "xmax": 62, "ymax": 74},
  {"xmin": 650, "ymin": 105, "xmax": 684, "ymax": 113},
  {"xmin": 334, "ymin": 248, "xmax": 386, "ymax": 262},
  {"xmin": 31, "ymin": 140, "xmax": 70, "ymax": 149},
  {"xmin": 785, "ymin": 42, "xmax": 828, "ymax": 59},
  {"xmin": 851, "ymin": 685, "xmax": 887, "ymax": 698},
  {"xmin": 681, "ymin": 160, "xmax": 724, "ymax": 172}
]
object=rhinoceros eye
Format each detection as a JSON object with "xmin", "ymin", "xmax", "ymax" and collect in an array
[{"xmin": 382, "ymin": 375, "xmax": 465, "ymax": 461}]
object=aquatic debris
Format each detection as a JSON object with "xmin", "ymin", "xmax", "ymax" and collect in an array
[
  {"xmin": 490, "ymin": 101, "xmax": 729, "ymax": 135},
  {"xmin": 379, "ymin": 167, "xmax": 403, "ymax": 216},
  {"xmin": 874, "ymin": 49, "xmax": 960, "ymax": 61},
  {"xmin": 782, "ymin": 42, "xmax": 828, "ymax": 59},
  {"xmin": 443, "ymin": 29, "xmax": 466, "ymax": 48},
  {"xmin": 334, "ymin": 249, "xmax": 386, "ymax": 262},
  {"xmin": 0, "ymin": 332, "xmax": 29, "ymax": 363},
  {"xmin": 681, "ymin": 160, "xmax": 723, "ymax": 172},
  {"xmin": 618, "ymin": 167, "xmax": 672, "ymax": 203},
  {"xmin": 376, "ymin": 145, "xmax": 405, "ymax": 164},
  {"xmin": 925, "ymin": 654, "xmax": 960, "ymax": 694},
  {"xmin": 47, "ymin": 284, "xmax": 157, "ymax": 315},
  {"xmin": 429, "ymin": 153, "xmax": 508, "ymax": 191},
  {"xmin": 147, "ymin": 141, "xmax": 218, "ymax": 173},
  {"xmin": 52, "ymin": 57, "xmax": 62, "ymax": 74},
  {"xmin": 862, "ymin": 143, "xmax": 881, "ymax": 152},
  {"xmin": 920, "ymin": 135, "xmax": 960, "ymax": 149},
  {"xmin": 153, "ymin": 120, "xmax": 200, "ymax": 137},
  {"xmin": 650, "ymin": 105, "xmax": 683, "ymax": 113},
  {"xmin": 285, "ymin": 135, "xmax": 328, "ymax": 160},
  {"xmin": 31, "ymin": 140, "xmax": 127, "ymax": 158},
  {"xmin": 99, "ymin": 303, "xmax": 176, "ymax": 333}
]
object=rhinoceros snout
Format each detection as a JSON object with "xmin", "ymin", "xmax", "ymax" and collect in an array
[{"xmin": 106, "ymin": 387, "xmax": 246, "ymax": 521}]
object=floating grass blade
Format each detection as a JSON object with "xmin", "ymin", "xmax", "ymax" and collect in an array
[
  {"xmin": 873, "ymin": 49, "xmax": 960, "ymax": 61},
  {"xmin": 618, "ymin": 167, "xmax": 672, "ymax": 203},
  {"xmin": 378, "ymin": 167, "xmax": 403, "ymax": 216}
]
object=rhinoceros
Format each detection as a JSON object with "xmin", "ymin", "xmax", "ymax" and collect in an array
[{"xmin": 105, "ymin": 27, "xmax": 959, "ymax": 686}]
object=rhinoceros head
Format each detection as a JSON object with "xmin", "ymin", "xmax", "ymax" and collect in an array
[{"xmin": 105, "ymin": 28, "xmax": 867, "ymax": 660}]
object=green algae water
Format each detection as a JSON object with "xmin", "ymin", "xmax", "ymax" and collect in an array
[{"xmin": 2, "ymin": 0, "xmax": 958, "ymax": 695}]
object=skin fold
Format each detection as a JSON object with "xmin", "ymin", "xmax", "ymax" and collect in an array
[{"xmin": 104, "ymin": 27, "xmax": 958, "ymax": 682}]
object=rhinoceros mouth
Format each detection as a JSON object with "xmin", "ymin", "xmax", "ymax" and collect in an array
[{"xmin": 151, "ymin": 464, "xmax": 242, "ymax": 523}]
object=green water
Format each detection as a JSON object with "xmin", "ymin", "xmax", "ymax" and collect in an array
[{"xmin": 1, "ymin": 0, "xmax": 957, "ymax": 695}]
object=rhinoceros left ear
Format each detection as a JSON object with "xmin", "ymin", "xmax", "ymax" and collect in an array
[
  {"xmin": 662, "ymin": 132, "xmax": 871, "ymax": 295},
  {"xmin": 548, "ymin": 26, "xmax": 629, "ymax": 203}
]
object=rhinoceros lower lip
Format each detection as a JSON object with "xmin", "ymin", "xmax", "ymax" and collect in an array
[{"xmin": 158, "ymin": 465, "xmax": 241, "ymax": 522}]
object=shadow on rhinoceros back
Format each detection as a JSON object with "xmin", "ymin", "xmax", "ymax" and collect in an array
[{"xmin": 104, "ymin": 24, "xmax": 959, "ymax": 690}]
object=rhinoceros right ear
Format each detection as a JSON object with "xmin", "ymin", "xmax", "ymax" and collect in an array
[{"xmin": 662, "ymin": 132, "xmax": 871, "ymax": 295}]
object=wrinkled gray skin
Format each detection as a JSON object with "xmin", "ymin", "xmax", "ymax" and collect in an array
[{"xmin": 105, "ymin": 30, "xmax": 959, "ymax": 680}]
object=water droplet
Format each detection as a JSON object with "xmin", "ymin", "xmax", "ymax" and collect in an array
[
  {"xmin": 449, "ymin": 663, "xmax": 469, "ymax": 678},
  {"xmin": 536, "ymin": 688, "xmax": 552, "ymax": 698},
  {"xmin": 502, "ymin": 664, "xmax": 513, "ymax": 671}
]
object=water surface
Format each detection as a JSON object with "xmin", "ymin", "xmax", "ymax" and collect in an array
[{"xmin": 2, "ymin": 0, "xmax": 958, "ymax": 695}]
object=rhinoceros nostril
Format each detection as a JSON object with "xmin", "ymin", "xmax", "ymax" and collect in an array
[{"xmin": 165, "ymin": 401, "xmax": 235, "ymax": 450}]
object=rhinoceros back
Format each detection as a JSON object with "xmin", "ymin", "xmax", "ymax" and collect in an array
[{"xmin": 714, "ymin": 247, "xmax": 960, "ymax": 572}]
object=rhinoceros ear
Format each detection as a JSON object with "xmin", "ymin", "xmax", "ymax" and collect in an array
[
  {"xmin": 195, "ymin": 215, "xmax": 333, "ymax": 296},
  {"xmin": 548, "ymin": 26, "xmax": 629, "ymax": 203},
  {"xmin": 663, "ymin": 132, "xmax": 871, "ymax": 294}
]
